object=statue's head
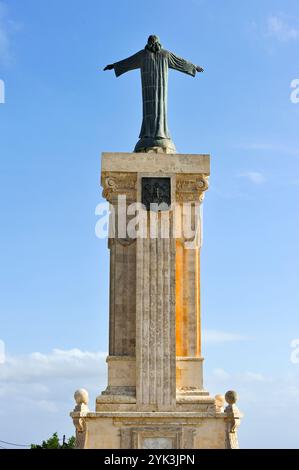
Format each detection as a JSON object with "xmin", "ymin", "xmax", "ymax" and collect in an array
[{"xmin": 145, "ymin": 35, "xmax": 162, "ymax": 53}]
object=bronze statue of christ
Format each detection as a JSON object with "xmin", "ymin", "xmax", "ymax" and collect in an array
[{"xmin": 104, "ymin": 35, "xmax": 204, "ymax": 153}]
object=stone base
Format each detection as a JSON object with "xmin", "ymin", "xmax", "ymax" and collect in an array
[
  {"xmin": 71, "ymin": 409, "xmax": 238, "ymax": 449},
  {"xmin": 176, "ymin": 357, "xmax": 204, "ymax": 391},
  {"xmin": 71, "ymin": 391, "xmax": 242, "ymax": 449},
  {"xmin": 95, "ymin": 389, "xmax": 214, "ymax": 413},
  {"xmin": 100, "ymin": 355, "xmax": 206, "ymax": 410}
]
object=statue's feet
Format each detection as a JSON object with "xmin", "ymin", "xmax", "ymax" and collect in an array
[{"xmin": 134, "ymin": 137, "xmax": 176, "ymax": 154}]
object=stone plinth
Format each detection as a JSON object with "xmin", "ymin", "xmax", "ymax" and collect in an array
[
  {"xmin": 71, "ymin": 405, "xmax": 242, "ymax": 449},
  {"xmin": 70, "ymin": 152, "xmax": 242, "ymax": 449}
]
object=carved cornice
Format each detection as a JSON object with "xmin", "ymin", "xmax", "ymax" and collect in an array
[
  {"xmin": 176, "ymin": 174, "xmax": 209, "ymax": 203},
  {"xmin": 102, "ymin": 172, "xmax": 137, "ymax": 203}
]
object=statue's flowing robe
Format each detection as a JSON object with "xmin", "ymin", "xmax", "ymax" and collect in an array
[{"xmin": 114, "ymin": 49, "xmax": 197, "ymax": 141}]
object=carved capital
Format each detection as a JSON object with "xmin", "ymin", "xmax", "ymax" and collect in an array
[
  {"xmin": 176, "ymin": 174, "xmax": 209, "ymax": 203},
  {"xmin": 102, "ymin": 172, "xmax": 137, "ymax": 203}
]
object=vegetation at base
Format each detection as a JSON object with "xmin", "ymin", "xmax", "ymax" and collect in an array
[{"xmin": 31, "ymin": 432, "xmax": 75, "ymax": 449}]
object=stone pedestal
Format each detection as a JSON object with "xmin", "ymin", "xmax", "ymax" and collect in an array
[{"xmin": 70, "ymin": 152, "xmax": 242, "ymax": 449}]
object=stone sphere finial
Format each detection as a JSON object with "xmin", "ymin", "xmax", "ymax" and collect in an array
[
  {"xmin": 74, "ymin": 389, "xmax": 89, "ymax": 406},
  {"xmin": 225, "ymin": 390, "xmax": 238, "ymax": 405},
  {"xmin": 215, "ymin": 394, "xmax": 225, "ymax": 410}
]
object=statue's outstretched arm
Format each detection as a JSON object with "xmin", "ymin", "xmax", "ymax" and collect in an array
[
  {"xmin": 168, "ymin": 51, "xmax": 204, "ymax": 76},
  {"xmin": 103, "ymin": 51, "xmax": 143, "ymax": 77},
  {"xmin": 104, "ymin": 64, "xmax": 114, "ymax": 71}
]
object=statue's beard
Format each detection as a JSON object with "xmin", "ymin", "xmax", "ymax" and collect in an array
[{"xmin": 145, "ymin": 42, "xmax": 162, "ymax": 53}]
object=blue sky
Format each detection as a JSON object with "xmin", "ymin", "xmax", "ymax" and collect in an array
[{"xmin": 0, "ymin": 0, "xmax": 299, "ymax": 449}]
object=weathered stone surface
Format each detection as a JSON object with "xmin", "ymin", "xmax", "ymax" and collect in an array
[
  {"xmin": 71, "ymin": 151, "xmax": 243, "ymax": 449},
  {"xmin": 100, "ymin": 152, "xmax": 211, "ymax": 406},
  {"xmin": 70, "ymin": 412, "xmax": 229, "ymax": 449},
  {"xmin": 176, "ymin": 357, "xmax": 204, "ymax": 391},
  {"xmin": 136, "ymin": 214, "xmax": 176, "ymax": 410},
  {"xmin": 102, "ymin": 153, "xmax": 210, "ymax": 174}
]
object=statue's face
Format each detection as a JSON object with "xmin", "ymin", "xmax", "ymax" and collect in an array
[
  {"xmin": 146, "ymin": 35, "xmax": 162, "ymax": 53},
  {"xmin": 147, "ymin": 35, "xmax": 160, "ymax": 47}
]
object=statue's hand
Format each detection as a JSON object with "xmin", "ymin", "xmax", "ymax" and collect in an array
[
  {"xmin": 196, "ymin": 66, "xmax": 204, "ymax": 73},
  {"xmin": 104, "ymin": 64, "xmax": 114, "ymax": 71}
]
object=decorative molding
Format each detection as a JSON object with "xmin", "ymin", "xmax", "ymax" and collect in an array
[
  {"xmin": 102, "ymin": 172, "xmax": 137, "ymax": 203},
  {"xmin": 100, "ymin": 386, "xmax": 136, "ymax": 398},
  {"xmin": 176, "ymin": 174, "xmax": 209, "ymax": 203},
  {"xmin": 120, "ymin": 426, "xmax": 184, "ymax": 449},
  {"xmin": 72, "ymin": 416, "xmax": 87, "ymax": 449},
  {"xmin": 72, "ymin": 389, "xmax": 89, "ymax": 449},
  {"xmin": 106, "ymin": 355, "xmax": 136, "ymax": 362},
  {"xmin": 225, "ymin": 404, "xmax": 242, "ymax": 449}
]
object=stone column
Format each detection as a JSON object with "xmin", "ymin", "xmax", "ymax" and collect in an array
[
  {"xmin": 175, "ymin": 174, "xmax": 209, "ymax": 396},
  {"xmin": 100, "ymin": 171, "xmax": 137, "ymax": 398},
  {"xmin": 99, "ymin": 153, "xmax": 210, "ymax": 407},
  {"xmin": 136, "ymin": 210, "xmax": 176, "ymax": 410}
]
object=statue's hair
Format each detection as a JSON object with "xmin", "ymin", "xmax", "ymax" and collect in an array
[{"xmin": 145, "ymin": 35, "xmax": 162, "ymax": 53}]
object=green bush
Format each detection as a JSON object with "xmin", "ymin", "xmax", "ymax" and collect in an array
[{"xmin": 31, "ymin": 433, "xmax": 75, "ymax": 449}]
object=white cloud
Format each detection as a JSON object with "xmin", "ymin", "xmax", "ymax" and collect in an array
[
  {"xmin": 1, "ymin": 348, "xmax": 299, "ymax": 448},
  {"xmin": 36, "ymin": 399, "xmax": 59, "ymax": 413},
  {"xmin": 238, "ymin": 171, "xmax": 265, "ymax": 184},
  {"xmin": 0, "ymin": 348, "xmax": 107, "ymax": 383},
  {"xmin": 0, "ymin": 348, "xmax": 108, "ymax": 446},
  {"xmin": 241, "ymin": 371, "xmax": 269, "ymax": 383},
  {"xmin": 267, "ymin": 14, "xmax": 299, "ymax": 42},
  {"xmin": 212, "ymin": 368, "xmax": 230, "ymax": 380},
  {"xmin": 212, "ymin": 369, "xmax": 269, "ymax": 384},
  {"xmin": 203, "ymin": 329, "xmax": 247, "ymax": 344},
  {"xmin": 205, "ymin": 367, "xmax": 299, "ymax": 448}
]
